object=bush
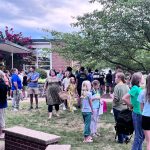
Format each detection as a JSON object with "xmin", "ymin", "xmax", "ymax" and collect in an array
[
  {"xmin": 38, "ymin": 78, "xmax": 46, "ymax": 84},
  {"xmin": 36, "ymin": 68, "xmax": 47, "ymax": 79}
]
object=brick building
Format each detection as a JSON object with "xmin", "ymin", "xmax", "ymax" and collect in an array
[
  {"xmin": 0, "ymin": 39, "xmax": 79, "ymax": 71},
  {"xmin": 29, "ymin": 39, "xmax": 72, "ymax": 72}
]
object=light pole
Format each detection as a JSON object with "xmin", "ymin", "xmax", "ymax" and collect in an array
[{"xmin": 11, "ymin": 52, "xmax": 13, "ymax": 69}]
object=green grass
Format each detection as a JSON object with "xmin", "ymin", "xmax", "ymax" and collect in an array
[{"xmin": 5, "ymin": 101, "xmax": 146, "ymax": 150}]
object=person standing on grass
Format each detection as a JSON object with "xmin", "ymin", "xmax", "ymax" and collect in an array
[
  {"xmin": 76, "ymin": 67, "xmax": 88, "ymax": 108},
  {"xmin": 67, "ymin": 77, "xmax": 78, "ymax": 112},
  {"xmin": 11, "ymin": 68, "xmax": 22, "ymax": 111},
  {"xmin": 106, "ymin": 70, "xmax": 113, "ymax": 94},
  {"xmin": 90, "ymin": 80, "xmax": 101, "ymax": 137},
  {"xmin": 22, "ymin": 72, "xmax": 28, "ymax": 99},
  {"xmin": 4, "ymin": 70, "xmax": 11, "ymax": 99},
  {"xmin": 44, "ymin": 69, "xmax": 61, "ymax": 119},
  {"xmin": 67, "ymin": 66, "xmax": 75, "ymax": 78},
  {"xmin": 123, "ymin": 72, "xmax": 145, "ymax": 150},
  {"xmin": 0, "ymin": 70, "xmax": 8, "ymax": 139},
  {"xmin": 62, "ymin": 71, "xmax": 70, "ymax": 110},
  {"xmin": 87, "ymin": 68, "xmax": 93, "ymax": 82},
  {"xmin": 99, "ymin": 72, "xmax": 105, "ymax": 95},
  {"xmin": 18, "ymin": 70, "xmax": 24, "ymax": 87},
  {"xmin": 113, "ymin": 72, "xmax": 130, "ymax": 144},
  {"xmin": 81, "ymin": 80, "xmax": 93, "ymax": 143},
  {"xmin": 27, "ymin": 66, "xmax": 39, "ymax": 110},
  {"xmin": 93, "ymin": 69, "xmax": 100, "ymax": 83},
  {"xmin": 138, "ymin": 74, "xmax": 150, "ymax": 150},
  {"xmin": 56, "ymin": 69, "xmax": 64, "ymax": 85},
  {"xmin": 112, "ymin": 66, "xmax": 123, "ymax": 90}
]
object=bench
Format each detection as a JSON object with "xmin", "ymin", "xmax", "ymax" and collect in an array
[
  {"xmin": 3, "ymin": 126, "xmax": 61, "ymax": 150},
  {"xmin": 46, "ymin": 145, "xmax": 71, "ymax": 150}
]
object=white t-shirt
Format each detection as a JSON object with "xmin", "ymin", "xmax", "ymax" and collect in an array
[
  {"xmin": 18, "ymin": 74, "xmax": 23, "ymax": 86},
  {"xmin": 62, "ymin": 77, "xmax": 70, "ymax": 91},
  {"xmin": 138, "ymin": 90, "xmax": 150, "ymax": 117}
]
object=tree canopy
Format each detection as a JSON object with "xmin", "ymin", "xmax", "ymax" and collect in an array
[{"xmin": 46, "ymin": 0, "xmax": 150, "ymax": 73}]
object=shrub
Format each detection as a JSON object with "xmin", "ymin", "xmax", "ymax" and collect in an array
[{"xmin": 36, "ymin": 68, "xmax": 47, "ymax": 79}]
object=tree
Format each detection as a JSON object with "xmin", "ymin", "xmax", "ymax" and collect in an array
[
  {"xmin": 46, "ymin": 0, "xmax": 150, "ymax": 73},
  {"xmin": 0, "ymin": 27, "xmax": 33, "ymax": 70}
]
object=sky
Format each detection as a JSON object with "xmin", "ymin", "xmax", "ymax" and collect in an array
[{"xmin": 0, "ymin": 0, "xmax": 102, "ymax": 39}]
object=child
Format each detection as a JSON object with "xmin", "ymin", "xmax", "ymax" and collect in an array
[
  {"xmin": 67, "ymin": 77, "xmax": 77, "ymax": 112},
  {"xmin": 81, "ymin": 80, "xmax": 93, "ymax": 143},
  {"xmin": 62, "ymin": 71, "xmax": 70, "ymax": 110},
  {"xmin": 90, "ymin": 80, "xmax": 101, "ymax": 137}
]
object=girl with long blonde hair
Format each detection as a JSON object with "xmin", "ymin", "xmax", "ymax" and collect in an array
[{"xmin": 81, "ymin": 80, "xmax": 93, "ymax": 143}]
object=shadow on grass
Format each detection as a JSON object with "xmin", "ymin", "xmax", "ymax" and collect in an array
[{"xmin": 5, "ymin": 102, "xmax": 137, "ymax": 150}]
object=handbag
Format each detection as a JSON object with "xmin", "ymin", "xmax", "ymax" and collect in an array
[{"xmin": 58, "ymin": 91, "xmax": 68, "ymax": 100}]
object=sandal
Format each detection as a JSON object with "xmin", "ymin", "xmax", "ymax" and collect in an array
[
  {"xmin": 83, "ymin": 138, "xmax": 93, "ymax": 143},
  {"xmin": 83, "ymin": 136, "xmax": 93, "ymax": 143},
  {"xmin": 88, "ymin": 136, "xmax": 93, "ymax": 140}
]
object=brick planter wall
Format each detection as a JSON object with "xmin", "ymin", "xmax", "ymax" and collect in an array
[
  {"xmin": 5, "ymin": 134, "xmax": 46, "ymax": 150},
  {"xmin": 46, "ymin": 145, "xmax": 71, "ymax": 150},
  {"xmin": 3, "ymin": 126, "xmax": 61, "ymax": 150}
]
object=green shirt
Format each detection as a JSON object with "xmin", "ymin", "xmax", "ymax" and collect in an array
[{"xmin": 129, "ymin": 85, "xmax": 142, "ymax": 114}]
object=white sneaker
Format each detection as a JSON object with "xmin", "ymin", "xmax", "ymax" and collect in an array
[
  {"xmin": 63, "ymin": 106, "xmax": 66, "ymax": 110},
  {"xmin": 7, "ymin": 97, "xmax": 12, "ymax": 100},
  {"xmin": 60, "ymin": 103, "xmax": 63, "ymax": 107},
  {"xmin": 56, "ymin": 112, "xmax": 60, "ymax": 117},
  {"xmin": 73, "ymin": 107, "xmax": 77, "ymax": 111},
  {"xmin": 110, "ymin": 109, "xmax": 113, "ymax": 114}
]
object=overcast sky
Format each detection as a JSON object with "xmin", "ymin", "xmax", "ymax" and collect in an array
[{"xmin": 0, "ymin": 0, "xmax": 102, "ymax": 39}]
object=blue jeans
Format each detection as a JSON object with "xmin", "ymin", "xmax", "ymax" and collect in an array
[
  {"xmin": 82, "ymin": 112, "xmax": 92, "ymax": 137},
  {"xmin": 113, "ymin": 108, "xmax": 128, "ymax": 143},
  {"xmin": 132, "ymin": 112, "xmax": 145, "ymax": 150}
]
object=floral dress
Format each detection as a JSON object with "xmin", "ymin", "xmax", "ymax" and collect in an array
[
  {"xmin": 67, "ymin": 83, "xmax": 76, "ymax": 112},
  {"xmin": 45, "ymin": 77, "xmax": 61, "ymax": 105}
]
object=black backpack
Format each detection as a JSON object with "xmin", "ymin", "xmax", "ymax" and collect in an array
[
  {"xmin": 115, "ymin": 109, "xmax": 134, "ymax": 143},
  {"xmin": 0, "ymin": 79, "xmax": 7, "ymax": 103}
]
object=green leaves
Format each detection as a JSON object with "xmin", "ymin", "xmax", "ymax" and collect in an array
[{"xmin": 44, "ymin": 0, "xmax": 150, "ymax": 72}]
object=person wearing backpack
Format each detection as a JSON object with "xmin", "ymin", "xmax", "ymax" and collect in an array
[
  {"xmin": 0, "ymin": 70, "xmax": 8, "ymax": 139},
  {"xmin": 138, "ymin": 74, "xmax": 150, "ymax": 150},
  {"xmin": 123, "ymin": 72, "xmax": 145, "ymax": 150},
  {"xmin": 113, "ymin": 72, "xmax": 130, "ymax": 143}
]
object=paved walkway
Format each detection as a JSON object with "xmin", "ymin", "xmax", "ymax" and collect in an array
[
  {"xmin": 8, "ymin": 95, "xmax": 113, "ymax": 105},
  {"xmin": 0, "ymin": 141, "xmax": 4, "ymax": 150}
]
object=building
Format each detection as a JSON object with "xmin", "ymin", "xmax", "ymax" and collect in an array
[
  {"xmin": 30, "ymin": 39, "xmax": 72, "ymax": 72},
  {"xmin": 0, "ymin": 40, "xmax": 31, "ymax": 70},
  {"xmin": 0, "ymin": 39, "xmax": 79, "ymax": 72}
]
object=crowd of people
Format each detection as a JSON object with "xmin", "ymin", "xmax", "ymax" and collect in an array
[{"xmin": 0, "ymin": 65, "xmax": 150, "ymax": 150}]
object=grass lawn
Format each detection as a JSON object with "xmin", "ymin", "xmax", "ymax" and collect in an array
[{"xmin": 5, "ymin": 101, "xmax": 146, "ymax": 150}]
